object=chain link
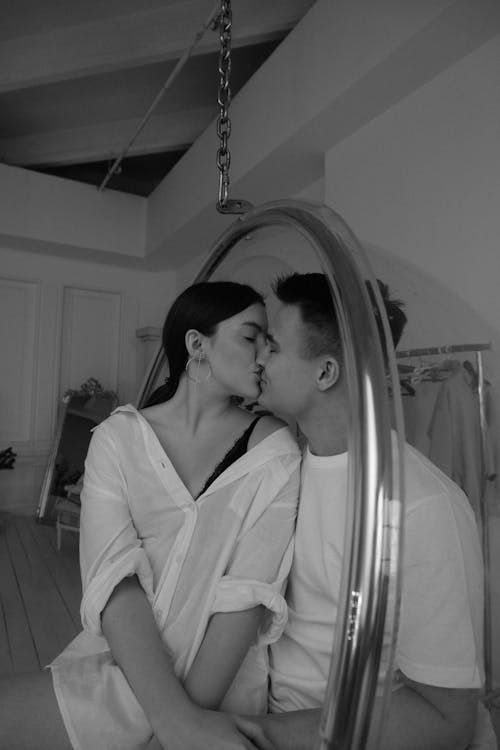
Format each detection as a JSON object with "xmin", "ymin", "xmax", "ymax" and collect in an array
[{"xmin": 215, "ymin": 0, "xmax": 252, "ymax": 214}]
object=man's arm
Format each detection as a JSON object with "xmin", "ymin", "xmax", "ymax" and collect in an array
[
  {"xmin": 377, "ymin": 676, "xmax": 477, "ymax": 750},
  {"xmin": 243, "ymin": 677, "xmax": 478, "ymax": 750}
]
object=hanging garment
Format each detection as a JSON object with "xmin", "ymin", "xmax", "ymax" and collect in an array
[
  {"xmin": 427, "ymin": 368, "xmax": 495, "ymax": 516},
  {"xmin": 402, "ymin": 380, "xmax": 442, "ymax": 456}
]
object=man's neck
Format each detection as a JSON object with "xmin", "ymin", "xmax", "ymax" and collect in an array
[{"xmin": 298, "ymin": 404, "xmax": 348, "ymax": 457}]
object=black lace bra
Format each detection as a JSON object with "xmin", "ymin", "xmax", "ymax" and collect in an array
[{"xmin": 197, "ymin": 416, "xmax": 261, "ymax": 498}]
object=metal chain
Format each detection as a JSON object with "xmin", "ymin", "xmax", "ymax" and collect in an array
[
  {"xmin": 216, "ymin": 0, "xmax": 231, "ymax": 204},
  {"xmin": 215, "ymin": 0, "xmax": 252, "ymax": 214}
]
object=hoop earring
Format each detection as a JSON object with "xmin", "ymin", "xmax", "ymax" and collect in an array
[{"xmin": 185, "ymin": 353, "xmax": 212, "ymax": 384}]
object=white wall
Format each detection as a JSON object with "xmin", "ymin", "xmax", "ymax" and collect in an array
[
  {"xmin": 0, "ymin": 244, "xmax": 174, "ymax": 514},
  {"xmin": 0, "ymin": 163, "xmax": 147, "ymax": 262},
  {"xmin": 325, "ymin": 36, "xmax": 500, "ymax": 337}
]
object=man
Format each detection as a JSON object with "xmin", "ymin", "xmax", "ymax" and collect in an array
[{"xmin": 250, "ymin": 273, "xmax": 495, "ymax": 750}]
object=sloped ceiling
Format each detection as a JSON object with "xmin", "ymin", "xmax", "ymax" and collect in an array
[
  {"xmin": 1, "ymin": 0, "xmax": 498, "ymax": 269},
  {"xmin": 0, "ymin": 0, "xmax": 315, "ymax": 195}
]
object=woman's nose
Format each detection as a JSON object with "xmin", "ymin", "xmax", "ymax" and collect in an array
[{"xmin": 256, "ymin": 345, "xmax": 268, "ymax": 365}]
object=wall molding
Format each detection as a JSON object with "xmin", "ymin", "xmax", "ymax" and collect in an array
[
  {"xmin": 60, "ymin": 286, "xmax": 122, "ymax": 395},
  {"xmin": 0, "ymin": 276, "xmax": 39, "ymax": 443}
]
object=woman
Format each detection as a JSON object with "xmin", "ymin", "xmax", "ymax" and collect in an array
[{"xmin": 0, "ymin": 281, "xmax": 301, "ymax": 750}]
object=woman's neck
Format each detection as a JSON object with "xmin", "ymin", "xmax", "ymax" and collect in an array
[{"xmin": 164, "ymin": 376, "xmax": 235, "ymax": 433}]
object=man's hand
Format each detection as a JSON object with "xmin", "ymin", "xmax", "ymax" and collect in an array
[
  {"xmin": 233, "ymin": 714, "xmax": 276, "ymax": 750},
  {"xmin": 236, "ymin": 710, "xmax": 322, "ymax": 750}
]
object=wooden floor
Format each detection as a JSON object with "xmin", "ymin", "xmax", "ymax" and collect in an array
[{"xmin": 0, "ymin": 515, "xmax": 81, "ymax": 676}]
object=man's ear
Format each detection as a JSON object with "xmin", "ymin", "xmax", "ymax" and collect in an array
[
  {"xmin": 316, "ymin": 356, "xmax": 340, "ymax": 391},
  {"xmin": 185, "ymin": 329, "xmax": 205, "ymax": 358}
]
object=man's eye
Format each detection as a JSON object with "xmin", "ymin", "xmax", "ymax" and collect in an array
[{"xmin": 244, "ymin": 336, "xmax": 256, "ymax": 342}]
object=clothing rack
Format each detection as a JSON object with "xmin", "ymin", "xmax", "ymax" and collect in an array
[
  {"xmin": 395, "ymin": 342, "xmax": 497, "ymax": 704},
  {"xmin": 396, "ymin": 342, "xmax": 492, "ymax": 358}
]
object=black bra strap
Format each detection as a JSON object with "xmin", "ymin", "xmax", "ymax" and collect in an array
[{"xmin": 197, "ymin": 416, "xmax": 261, "ymax": 498}]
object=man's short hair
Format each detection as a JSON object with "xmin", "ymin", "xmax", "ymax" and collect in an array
[
  {"xmin": 272, "ymin": 273, "xmax": 342, "ymax": 361},
  {"xmin": 272, "ymin": 272, "xmax": 407, "ymax": 361},
  {"xmin": 367, "ymin": 279, "xmax": 407, "ymax": 349}
]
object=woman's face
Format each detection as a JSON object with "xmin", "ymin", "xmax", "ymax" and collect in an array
[{"xmin": 205, "ymin": 303, "xmax": 267, "ymax": 399}]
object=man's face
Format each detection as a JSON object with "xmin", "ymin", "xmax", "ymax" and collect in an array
[{"xmin": 257, "ymin": 303, "xmax": 320, "ymax": 420}]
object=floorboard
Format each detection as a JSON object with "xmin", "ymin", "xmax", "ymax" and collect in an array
[
  {"xmin": 0, "ymin": 515, "xmax": 81, "ymax": 676},
  {"xmin": 21, "ymin": 517, "xmax": 81, "ymax": 630},
  {"xmin": 0, "ymin": 525, "xmax": 39, "ymax": 674}
]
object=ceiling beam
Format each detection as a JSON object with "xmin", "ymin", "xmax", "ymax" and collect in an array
[
  {"xmin": 0, "ymin": 107, "xmax": 215, "ymax": 167},
  {"xmin": 0, "ymin": 0, "xmax": 314, "ymax": 94}
]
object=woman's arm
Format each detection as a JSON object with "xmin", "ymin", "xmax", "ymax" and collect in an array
[
  {"xmin": 185, "ymin": 606, "xmax": 265, "ymax": 708},
  {"xmin": 101, "ymin": 576, "xmax": 193, "ymax": 744},
  {"xmin": 186, "ymin": 454, "xmax": 301, "ymax": 711},
  {"xmin": 102, "ymin": 576, "xmax": 271, "ymax": 750}
]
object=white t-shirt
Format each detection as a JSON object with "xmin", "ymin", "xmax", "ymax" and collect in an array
[{"xmin": 269, "ymin": 441, "xmax": 485, "ymax": 713}]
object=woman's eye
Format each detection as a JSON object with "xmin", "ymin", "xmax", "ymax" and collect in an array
[{"xmin": 244, "ymin": 336, "xmax": 256, "ymax": 342}]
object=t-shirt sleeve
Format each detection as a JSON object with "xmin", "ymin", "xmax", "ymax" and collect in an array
[
  {"xmin": 396, "ymin": 493, "xmax": 484, "ymax": 688},
  {"xmin": 211, "ymin": 457, "xmax": 300, "ymax": 645},
  {"xmin": 79, "ymin": 422, "xmax": 155, "ymax": 636}
]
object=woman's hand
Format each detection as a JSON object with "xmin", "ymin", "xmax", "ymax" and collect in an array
[{"xmin": 150, "ymin": 707, "xmax": 275, "ymax": 750}]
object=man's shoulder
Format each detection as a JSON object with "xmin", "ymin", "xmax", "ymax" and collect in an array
[{"xmin": 402, "ymin": 442, "xmax": 469, "ymax": 508}]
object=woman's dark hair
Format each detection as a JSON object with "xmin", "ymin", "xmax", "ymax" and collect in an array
[{"xmin": 144, "ymin": 281, "xmax": 264, "ymax": 406}]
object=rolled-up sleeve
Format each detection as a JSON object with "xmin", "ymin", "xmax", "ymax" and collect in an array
[
  {"xmin": 79, "ymin": 423, "xmax": 154, "ymax": 636},
  {"xmin": 211, "ymin": 459, "xmax": 300, "ymax": 645}
]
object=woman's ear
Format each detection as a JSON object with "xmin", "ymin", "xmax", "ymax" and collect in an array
[
  {"xmin": 317, "ymin": 356, "xmax": 340, "ymax": 391},
  {"xmin": 185, "ymin": 329, "xmax": 205, "ymax": 358}
]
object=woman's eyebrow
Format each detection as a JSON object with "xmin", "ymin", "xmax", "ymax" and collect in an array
[{"xmin": 241, "ymin": 321, "xmax": 264, "ymax": 332}]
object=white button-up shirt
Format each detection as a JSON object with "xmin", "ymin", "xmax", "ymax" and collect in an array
[{"xmin": 50, "ymin": 405, "xmax": 301, "ymax": 749}]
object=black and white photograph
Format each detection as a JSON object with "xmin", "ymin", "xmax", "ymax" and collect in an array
[{"xmin": 0, "ymin": 2, "xmax": 499, "ymax": 748}]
